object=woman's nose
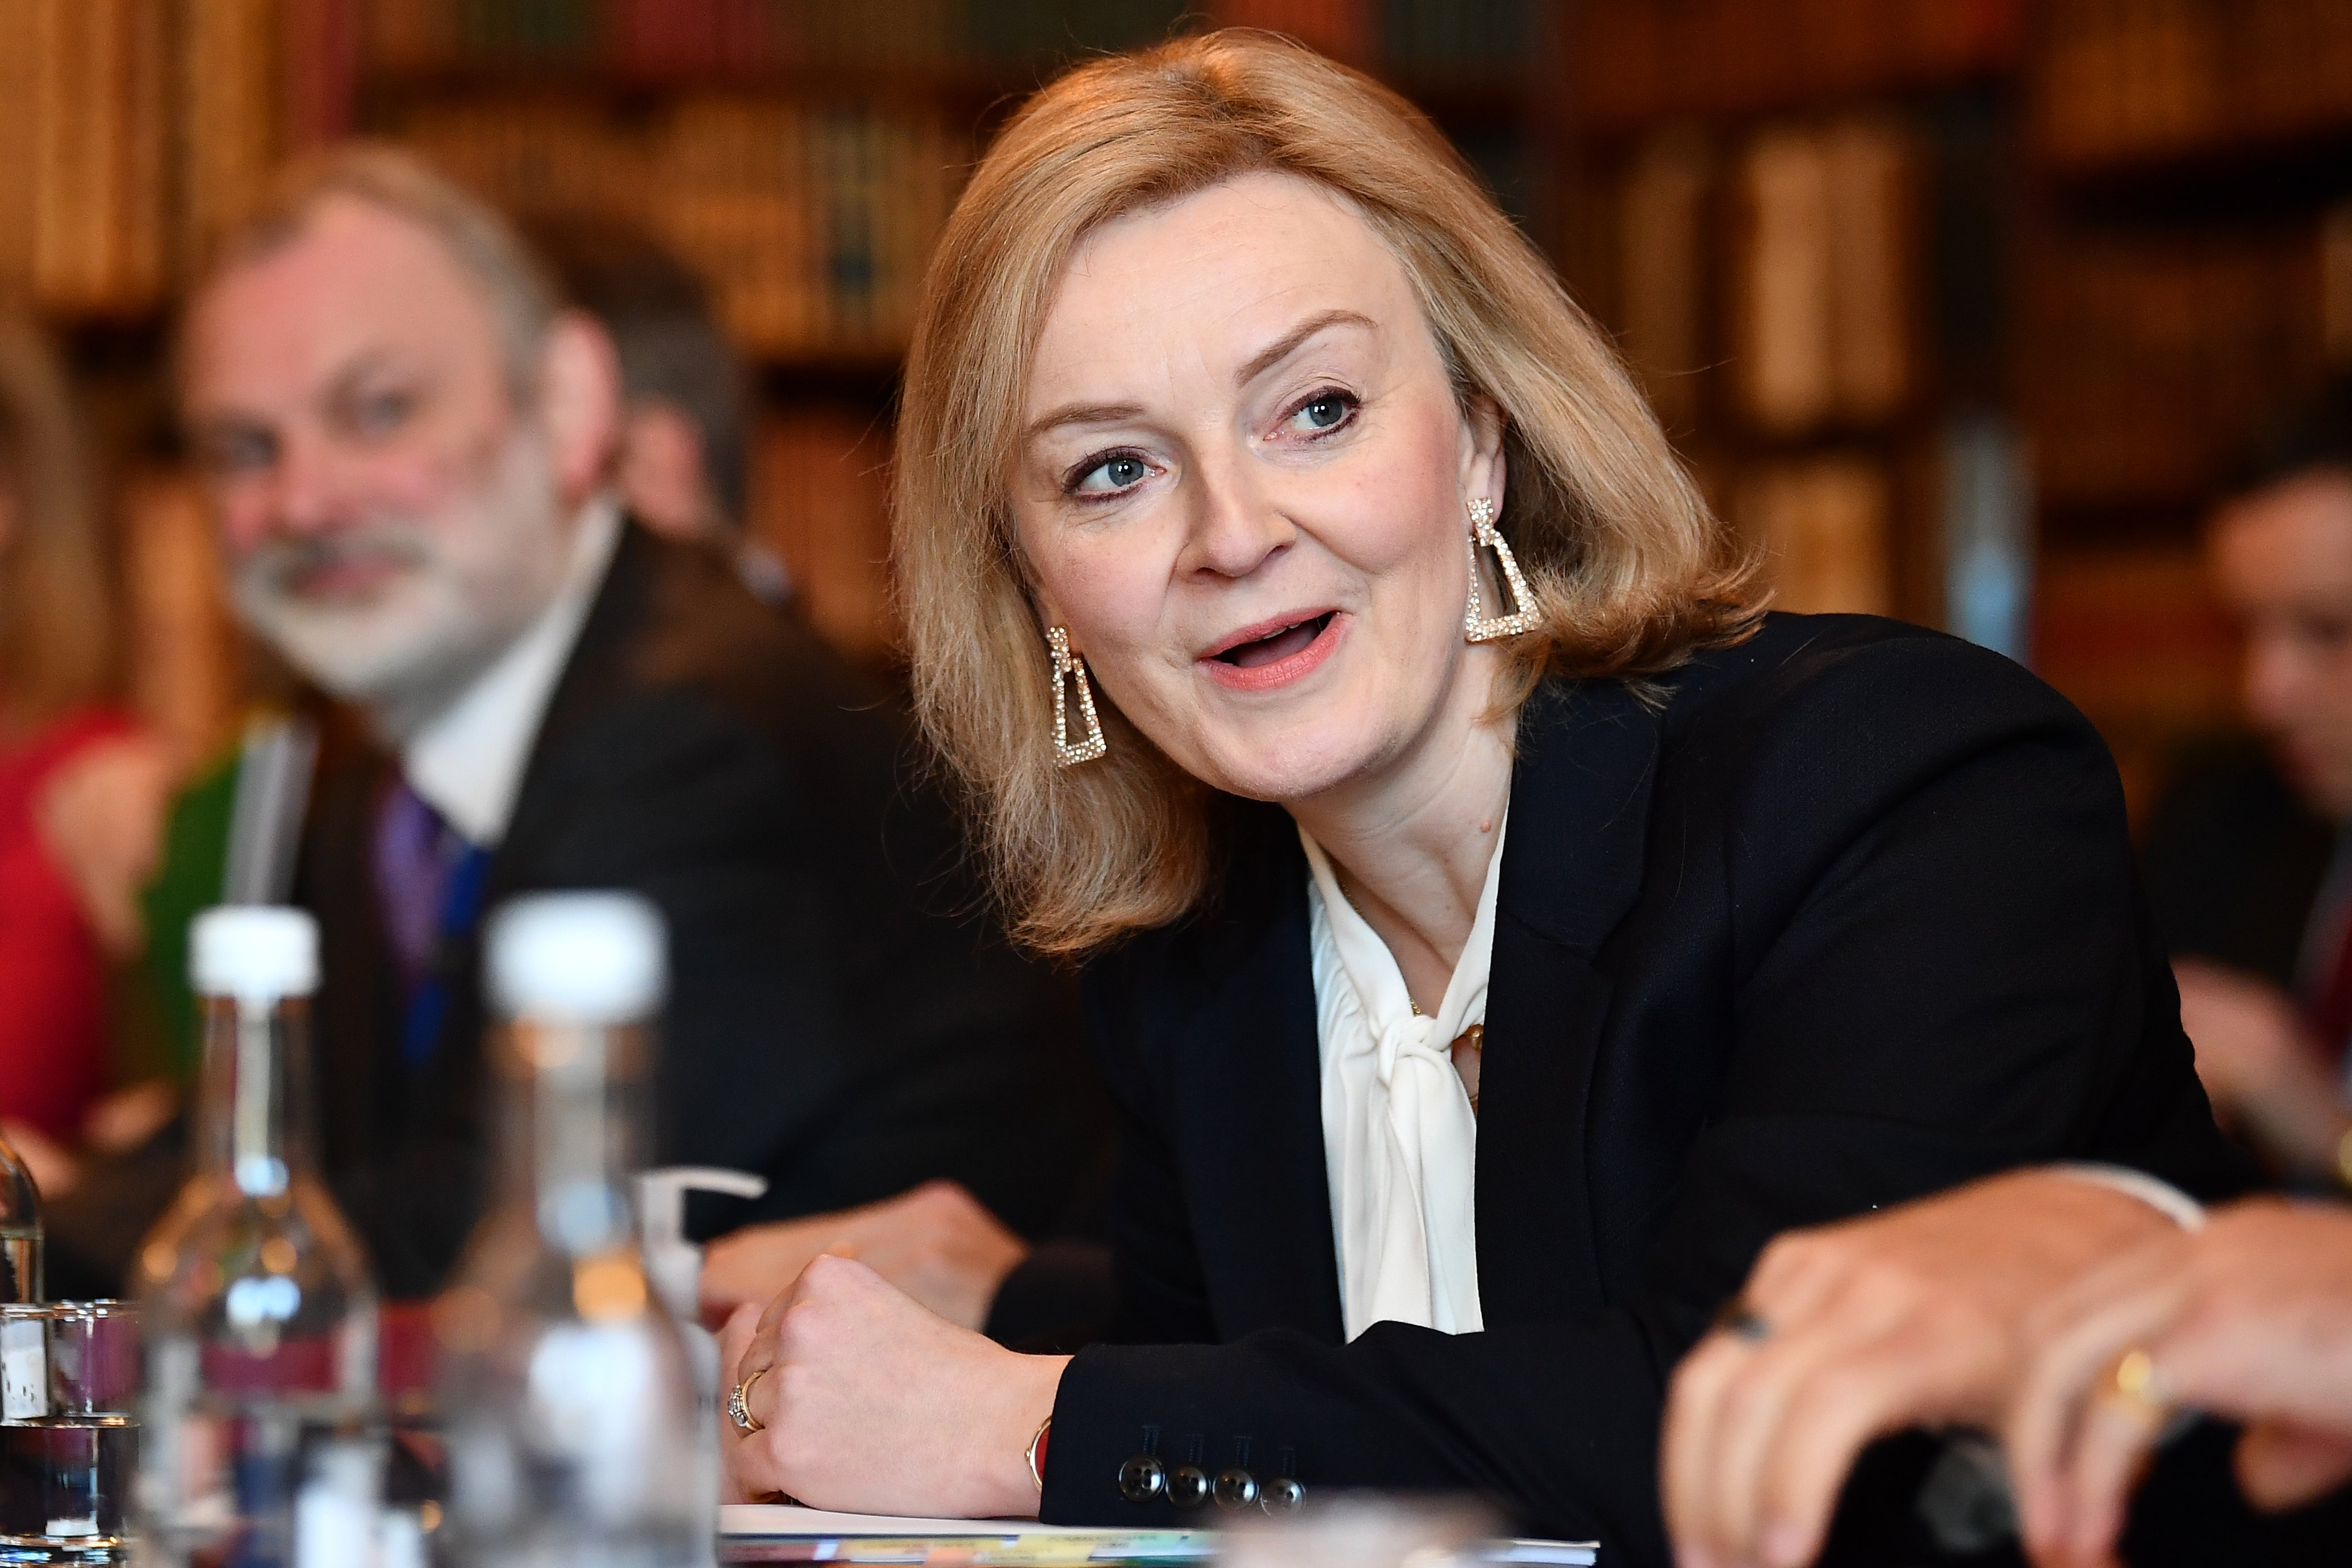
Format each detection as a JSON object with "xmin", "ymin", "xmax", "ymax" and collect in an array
[{"xmin": 1180, "ymin": 462, "xmax": 1294, "ymax": 581}]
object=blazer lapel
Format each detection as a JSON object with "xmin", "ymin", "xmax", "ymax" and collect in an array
[
  {"xmin": 1476, "ymin": 679, "xmax": 1661, "ymax": 1325},
  {"xmin": 1176, "ymin": 816, "xmax": 1346, "ymax": 1344}
]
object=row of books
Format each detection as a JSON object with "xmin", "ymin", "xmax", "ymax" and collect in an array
[
  {"xmin": 395, "ymin": 94, "xmax": 965, "ymax": 357},
  {"xmin": 2020, "ymin": 226, "xmax": 2329, "ymax": 510},
  {"xmin": 361, "ymin": 0, "xmax": 1535, "ymax": 76},
  {"xmin": 0, "ymin": 0, "xmax": 172, "ymax": 315},
  {"xmin": 0, "ymin": 0, "xmax": 327, "ymax": 317},
  {"xmin": 1613, "ymin": 117, "xmax": 1916, "ymax": 440},
  {"xmin": 1574, "ymin": 0, "xmax": 2020, "ymax": 133},
  {"xmin": 2036, "ymin": 0, "xmax": 2352, "ymax": 173}
]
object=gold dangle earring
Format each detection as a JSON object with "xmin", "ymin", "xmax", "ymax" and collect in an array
[
  {"xmin": 1462, "ymin": 496, "xmax": 1540, "ymax": 642},
  {"xmin": 1047, "ymin": 626, "xmax": 1108, "ymax": 767}
]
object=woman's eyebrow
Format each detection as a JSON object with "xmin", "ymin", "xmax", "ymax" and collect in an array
[
  {"xmin": 1236, "ymin": 308, "xmax": 1377, "ymax": 387},
  {"xmin": 1022, "ymin": 401, "xmax": 1145, "ymax": 442},
  {"xmin": 1021, "ymin": 310, "xmax": 1376, "ymax": 442}
]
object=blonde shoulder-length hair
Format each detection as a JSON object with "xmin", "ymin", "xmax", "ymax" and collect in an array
[{"xmin": 896, "ymin": 29, "xmax": 1756, "ymax": 956}]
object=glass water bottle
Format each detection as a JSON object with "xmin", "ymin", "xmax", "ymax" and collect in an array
[
  {"xmin": 133, "ymin": 907, "xmax": 383, "ymax": 1567},
  {"xmin": 436, "ymin": 893, "xmax": 704, "ymax": 1568}
]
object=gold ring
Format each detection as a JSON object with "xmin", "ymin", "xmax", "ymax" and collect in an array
[
  {"xmin": 2103, "ymin": 1347, "xmax": 2168, "ymax": 1425},
  {"xmin": 729, "ymin": 1365, "xmax": 771, "ymax": 1434}
]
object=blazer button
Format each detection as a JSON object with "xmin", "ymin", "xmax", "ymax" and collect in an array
[
  {"xmin": 1260, "ymin": 1476, "xmax": 1305, "ymax": 1514},
  {"xmin": 1166, "ymin": 1464, "xmax": 1210, "ymax": 1508},
  {"xmin": 1117, "ymin": 1453, "xmax": 1166, "ymax": 1503},
  {"xmin": 1213, "ymin": 1468, "xmax": 1258, "ymax": 1510}
]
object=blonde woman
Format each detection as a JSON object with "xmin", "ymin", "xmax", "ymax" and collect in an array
[{"xmin": 718, "ymin": 33, "xmax": 2241, "ymax": 1558}]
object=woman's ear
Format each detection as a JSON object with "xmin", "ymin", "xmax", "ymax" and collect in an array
[{"xmin": 1460, "ymin": 392, "xmax": 1507, "ymax": 516}]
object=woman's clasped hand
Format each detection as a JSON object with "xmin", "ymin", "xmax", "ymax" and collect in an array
[{"xmin": 718, "ymin": 1252, "xmax": 1069, "ymax": 1518}]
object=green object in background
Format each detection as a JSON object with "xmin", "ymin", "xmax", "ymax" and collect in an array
[{"xmin": 136, "ymin": 749, "xmax": 240, "ymax": 1084}]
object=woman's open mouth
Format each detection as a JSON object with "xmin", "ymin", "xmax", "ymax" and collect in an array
[{"xmin": 1200, "ymin": 611, "xmax": 1345, "ymax": 691}]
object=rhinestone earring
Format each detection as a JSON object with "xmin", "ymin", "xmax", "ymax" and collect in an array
[
  {"xmin": 1047, "ymin": 626, "xmax": 1108, "ymax": 766},
  {"xmin": 1463, "ymin": 497, "xmax": 1540, "ymax": 642}
]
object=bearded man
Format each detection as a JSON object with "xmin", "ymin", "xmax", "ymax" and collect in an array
[{"xmin": 52, "ymin": 148, "xmax": 1093, "ymax": 1299}]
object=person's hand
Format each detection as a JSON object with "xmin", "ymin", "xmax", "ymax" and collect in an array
[
  {"xmin": 1661, "ymin": 1170, "xmax": 2178, "ymax": 1568},
  {"xmin": 716, "ymin": 1252, "xmax": 1067, "ymax": 1517},
  {"xmin": 2008, "ymin": 1199, "xmax": 2352, "ymax": 1568},
  {"xmin": 702, "ymin": 1180, "xmax": 1030, "ymax": 1332},
  {"xmin": 2171, "ymin": 959, "xmax": 2351, "ymax": 1178},
  {"xmin": 34, "ymin": 733, "xmax": 172, "ymax": 958}
]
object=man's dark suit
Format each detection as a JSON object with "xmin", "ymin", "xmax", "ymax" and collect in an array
[
  {"xmin": 2141, "ymin": 739, "xmax": 2336, "ymax": 989},
  {"xmin": 57, "ymin": 520, "xmax": 1094, "ymax": 1302},
  {"xmin": 1042, "ymin": 614, "xmax": 2255, "ymax": 1563}
]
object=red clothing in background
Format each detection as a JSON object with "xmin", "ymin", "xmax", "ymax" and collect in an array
[{"xmin": 0, "ymin": 708, "xmax": 132, "ymax": 1138}]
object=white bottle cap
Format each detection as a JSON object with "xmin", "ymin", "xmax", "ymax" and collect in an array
[
  {"xmin": 190, "ymin": 906, "xmax": 320, "ymax": 1001},
  {"xmin": 487, "ymin": 892, "xmax": 667, "ymax": 1023}
]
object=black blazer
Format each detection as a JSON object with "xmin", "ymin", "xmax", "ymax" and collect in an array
[
  {"xmin": 49, "ymin": 521, "xmax": 1097, "ymax": 1301},
  {"xmin": 2140, "ymin": 738, "xmax": 2336, "ymax": 989},
  {"xmin": 1040, "ymin": 614, "xmax": 2246, "ymax": 1562}
]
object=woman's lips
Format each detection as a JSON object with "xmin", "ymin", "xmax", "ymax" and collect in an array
[{"xmin": 1198, "ymin": 611, "xmax": 1346, "ymax": 691}]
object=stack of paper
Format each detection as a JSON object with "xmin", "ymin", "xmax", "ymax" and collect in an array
[{"xmin": 717, "ymin": 1506, "xmax": 1597, "ymax": 1566}]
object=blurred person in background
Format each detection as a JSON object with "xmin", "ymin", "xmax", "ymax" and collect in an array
[
  {"xmin": 2142, "ymin": 380, "xmax": 2352, "ymax": 1188},
  {"xmin": 47, "ymin": 145, "xmax": 1093, "ymax": 1301},
  {"xmin": 0, "ymin": 307, "xmax": 171, "ymax": 1165},
  {"xmin": 519, "ymin": 212, "xmax": 793, "ymax": 605},
  {"xmin": 1663, "ymin": 1172, "xmax": 2352, "ymax": 1568}
]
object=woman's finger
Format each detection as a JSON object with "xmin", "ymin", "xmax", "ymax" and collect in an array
[{"xmin": 717, "ymin": 1302, "xmax": 787, "ymax": 1503}]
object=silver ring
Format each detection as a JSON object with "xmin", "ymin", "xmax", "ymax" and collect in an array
[
  {"xmin": 729, "ymin": 1365, "xmax": 770, "ymax": 1433},
  {"xmin": 1716, "ymin": 1302, "xmax": 1771, "ymax": 1344}
]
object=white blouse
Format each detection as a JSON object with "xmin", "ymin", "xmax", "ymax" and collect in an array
[{"xmin": 1300, "ymin": 815, "xmax": 1506, "ymax": 1341}]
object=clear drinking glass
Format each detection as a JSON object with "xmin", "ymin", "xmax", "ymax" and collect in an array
[{"xmin": 0, "ymin": 1302, "xmax": 137, "ymax": 1565}]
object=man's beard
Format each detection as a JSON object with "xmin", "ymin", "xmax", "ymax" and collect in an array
[{"xmin": 231, "ymin": 432, "xmax": 574, "ymax": 740}]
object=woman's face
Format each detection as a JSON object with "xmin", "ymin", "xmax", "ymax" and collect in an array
[{"xmin": 1013, "ymin": 172, "xmax": 1505, "ymax": 805}]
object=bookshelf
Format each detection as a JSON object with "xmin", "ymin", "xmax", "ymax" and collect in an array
[
  {"xmin": 2017, "ymin": 0, "xmax": 2352, "ymax": 809},
  {"xmin": 1561, "ymin": 0, "xmax": 2028, "ymax": 647},
  {"xmin": 4, "ymin": 0, "xmax": 1566, "ymax": 678}
]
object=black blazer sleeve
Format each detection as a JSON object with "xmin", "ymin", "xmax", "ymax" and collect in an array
[{"xmin": 1039, "ymin": 621, "xmax": 2247, "ymax": 1565}]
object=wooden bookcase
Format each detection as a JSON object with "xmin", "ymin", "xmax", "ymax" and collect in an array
[
  {"xmin": 2017, "ymin": 0, "xmax": 2352, "ymax": 810},
  {"xmin": 11, "ymin": 0, "xmax": 1570, "ymax": 681},
  {"xmin": 1558, "ymin": 0, "xmax": 2027, "ymax": 644}
]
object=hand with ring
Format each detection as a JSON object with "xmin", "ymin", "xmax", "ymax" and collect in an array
[
  {"xmin": 1661, "ymin": 1169, "xmax": 2178, "ymax": 1568},
  {"xmin": 728, "ymin": 1365, "xmax": 770, "ymax": 1435},
  {"xmin": 716, "ymin": 1252, "xmax": 1069, "ymax": 1517},
  {"xmin": 2007, "ymin": 1198, "xmax": 2352, "ymax": 1568}
]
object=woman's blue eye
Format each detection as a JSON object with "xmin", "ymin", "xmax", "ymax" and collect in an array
[
  {"xmin": 1292, "ymin": 394, "xmax": 1353, "ymax": 432},
  {"xmin": 1076, "ymin": 455, "xmax": 1150, "ymax": 494}
]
